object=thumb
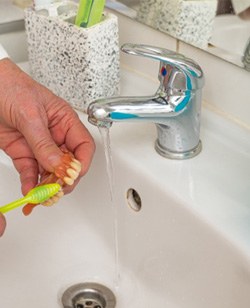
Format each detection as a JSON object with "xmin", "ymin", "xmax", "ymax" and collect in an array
[{"xmin": 19, "ymin": 116, "xmax": 63, "ymax": 173}]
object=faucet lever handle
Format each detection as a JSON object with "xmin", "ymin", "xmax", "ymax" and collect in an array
[{"xmin": 121, "ymin": 43, "xmax": 204, "ymax": 89}]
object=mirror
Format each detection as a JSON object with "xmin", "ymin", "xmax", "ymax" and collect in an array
[{"xmin": 106, "ymin": 0, "xmax": 250, "ymax": 71}]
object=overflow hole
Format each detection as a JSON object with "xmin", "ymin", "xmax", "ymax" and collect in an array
[{"xmin": 126, "ymin": 188, "xmax": 142, "ymax": 212}]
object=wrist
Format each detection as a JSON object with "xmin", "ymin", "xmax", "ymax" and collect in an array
[{"xmin": 0, "ymin": 44, "xmax": 9, "ymax": 61}]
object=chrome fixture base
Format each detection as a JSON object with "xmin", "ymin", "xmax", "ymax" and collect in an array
[
  {"xmin": 61, "ymin": 282, "xmax": 116, "ymax": 308},
  {"xmin": 155, "ymin": 140, "xmax": 202, "ymax": 160}
]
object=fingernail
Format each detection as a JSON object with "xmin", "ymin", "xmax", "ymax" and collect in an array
[{"xmin": 47, "ymin": 153, "xmax": 63, "ymax": 170}]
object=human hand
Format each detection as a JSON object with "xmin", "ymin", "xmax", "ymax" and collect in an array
[
  {"xmin": 0, "ymin": 59, "xmax": 95, "ymax": 207},
  {"xmin": 0, "ymin": 214, "xmax": 6, "ymax": 237}
]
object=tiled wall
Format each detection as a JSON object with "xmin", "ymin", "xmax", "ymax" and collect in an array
[{"xmin": 114, "ymin": 11, "xmax": 250, "ymax": 129}]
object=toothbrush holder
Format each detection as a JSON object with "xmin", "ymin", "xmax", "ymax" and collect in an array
[{"xmin": 24, "ymin": 8, "xmax": 120, "ymax": 112}]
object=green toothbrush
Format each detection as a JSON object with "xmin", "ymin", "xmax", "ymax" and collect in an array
[
  {"xmin": 75, "ymin": 0, "xmax": 105, "ymax": 28},
  {"xmin": 0, "ymin": 183, "xmax": 61, "ymax": 214}
]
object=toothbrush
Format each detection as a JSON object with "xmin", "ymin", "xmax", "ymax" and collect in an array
[
  {"xmin": 0, "ymin": 183, "xmax": 61, "ymax": 214},
  {"xmin": 75, "ymin": 0, "xmax": 105, "ymax": 28}
]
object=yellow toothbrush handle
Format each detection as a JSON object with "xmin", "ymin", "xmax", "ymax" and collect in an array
[
  {"xmin": 0, "ymin": 197, "xmax": 28, "ymax": 214},
  {"xmin": 0, "ymin": 183, "xmax": 61, "ymax": 214}
]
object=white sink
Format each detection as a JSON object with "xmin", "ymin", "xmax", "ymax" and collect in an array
[{"xmin": 0, "ymin": 68, "xmax": 250, "ymax": 307}]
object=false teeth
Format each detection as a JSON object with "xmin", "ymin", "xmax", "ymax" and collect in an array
[
  {"xmin": 70, "ymin": 160, "xmax": 82, "ymax": 173},
  {"xmin": 66, "ymin": 168, "xmax": 79, "ymax": 180},
  {"xmin": 63, "ymin": 176, "xmax": 74, "ymax": 186},
  {"xmin": 65, "ymin": 159, "xmax": 81, "ymax": 184},
  {"xmin": 51, "ymin": 195, "xmax": 59, "ymax": 203},
  {"xmin": 56, "ymin": 191, "xmax": 64, "ymax": 198},
  {"xmin": 42, "ymin": 190, "xmax": 64, "ymax": 207},
  {"xmin": 42, "ymin": 199, "xmax": 53, "ymax": 207}
]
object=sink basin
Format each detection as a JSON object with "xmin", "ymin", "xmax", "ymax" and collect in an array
[
  {"xmin": 209, "ymin": 14, "xmax": 250, "ymax": 66},
  {"xmin": 0, "ymin": 68, "xmax": 250, "ymax": 307}
]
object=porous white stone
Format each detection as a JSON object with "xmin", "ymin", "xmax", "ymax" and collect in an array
[
  {"xmin": 137, "ymin": 0, "xmax": 163, "ymax": 29},
  {"xmin": 137, "ymin": 0, "xmax": 217, "ymax": 49},
  {"xmin": 25, "ymin": 8, "xmax": 120, "ymax": 111}
]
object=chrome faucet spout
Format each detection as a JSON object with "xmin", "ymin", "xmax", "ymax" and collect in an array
[
  {"xmin": 87, "ymin": 44, "xmax": 205, "ymax": 160},
  {"xmin": 87, "ymin": 94, "xmax": 176, "ymax": 125}
]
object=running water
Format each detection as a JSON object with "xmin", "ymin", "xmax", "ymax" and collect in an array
[
  {"xmin": 98, "ymin": 126, "xmax": 114, "ymax": 200},
  {"xmin": 98, "ymin": 126, "xmax": 120, "ymax": 288}
]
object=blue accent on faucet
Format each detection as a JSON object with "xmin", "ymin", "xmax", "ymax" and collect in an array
[
  {"xmin": 187, "ymin": 68, "xmax": 199, "ymax": 78},
  {"xmin": 174, "ymin": 74, "xmax": 192, "ymax": 112},
  {"xmin": 186, "ymin": 74, "xmax": 192, "ymax": 91},
  {"xmin": 110, "ymin": 112, "xmax": 139, "ymax": 120},
  {"xmin": 175, "ymin": 95, "xmax": 191, "ymax": 112}
]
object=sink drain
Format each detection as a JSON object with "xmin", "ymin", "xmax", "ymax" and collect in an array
[{"xmin": 61, "ymin": 282, "xmax": 116, "ymax": 308}]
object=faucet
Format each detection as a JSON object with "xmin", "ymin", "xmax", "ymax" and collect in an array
[{"xmin": 87, "ymin": 44, "xmax": 205, "ymax": 159}]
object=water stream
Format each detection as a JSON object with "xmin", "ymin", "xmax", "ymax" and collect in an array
[{"xmin": 98, "ymin": 126, "xmax": 120, "ymax": 288}]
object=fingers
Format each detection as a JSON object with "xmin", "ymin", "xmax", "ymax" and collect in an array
[
  {"xmin": 19, "ymin": 115, "xmax": 63, "ymax": 173},
  {"xmin": 0, "ymin": 214, "xmax": 6, "ymax": 237},
  {"xmin": 0, "ymin": 60, "xmax": 95, "ymax": 219},
  {"xmin": 64, "ymin": 118, "xmax": 95, "ymax": 177},
  {"xmin": 13, "ymin": 157, "xmax": 39, "ymax": 195},
  {"xmin": 39, "ymin": 154, "xmax": 82, "ymax": 194},
  {"xmin": 17, "ymin": 97, "xmax": 95, "ymax": 180},
  {"xmin": 46, "ymin": 102, "xmax": 95, "ymax": 179},
  {"xmin": 0, "ymin": 60, "xmax": 64, "ymax": 173},
  {"xmin": 3, "ymin": 136, "xmax": 40, "ymax": 195}
]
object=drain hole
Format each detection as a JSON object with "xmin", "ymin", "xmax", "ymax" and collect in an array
[
  {"xmin": 62, "ymin": 282, "xmax": 116, "ymax": 308},
  {"xmin": 126, "ymin": 188, "xmax": 142, "ymax": 212}
]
